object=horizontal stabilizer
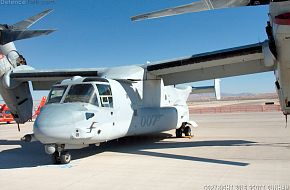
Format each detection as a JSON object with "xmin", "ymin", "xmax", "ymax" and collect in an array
[
  {"xmin": 192, "ymin": 86, "xmax": 215, "ymax": 94},
  {"xmin": 191, "ymin": 79, "xmax": 221, "ymax": 100},
  {"xmin": 131, "ymin": 0, "xmax": 269, "ymax": 21},
  {"xmin": 12, "ymin": 9, "xmax": 53, "ymax": 30},
  {"xmin": 0, "ymin": 29, "xmax": 55, "ymax": 45}
]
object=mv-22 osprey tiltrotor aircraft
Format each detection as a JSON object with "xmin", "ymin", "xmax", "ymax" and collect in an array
[{"xmin": 0, "ymin": 0, "xmax": 290, "ymax": 164}]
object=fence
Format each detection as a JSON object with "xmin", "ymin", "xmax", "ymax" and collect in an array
[{"xmin": 189, "ymin": 105, "xmax": 281, "ymax": 114}]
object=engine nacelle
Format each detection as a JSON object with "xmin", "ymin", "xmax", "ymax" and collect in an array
[
  {"xmin": 0, "ymin": 43, "xmax": 33, "ymax": 123},
  {"xmin": 0, "ymin": 79, "xmax": 33, "ymax": 123},
  {"xmin": 270, "ymin": 1, "xmax": 290, "ymax": 115}
]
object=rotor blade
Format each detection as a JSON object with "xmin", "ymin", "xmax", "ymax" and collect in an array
[
  {"xmin": 12, "ymin": 9, "xmax": 53, "ymax": 30},
  {"xmin": 131, "ymin": 0, "xmax": 269, "ymax": 21},
  {"xmin": 131, "ymin": 1, "xmax": 207, "ymax": 21},
  {"xmin": 0, "ymin": 29, "xmax": 55, "ymax": 45}
]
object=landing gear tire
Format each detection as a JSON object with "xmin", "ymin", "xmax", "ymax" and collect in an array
[
  {"xmin": 184, "ymin": 126, "xmax": 192, "ymax": 137},
  {"xmin": 60, "ymin": 151, "xmax": 71, "ymax": 164},
  {"xmin": 52, "ymin": 151, "xmax": 61, "ymax": 164},
  {"xmin": 176, "ymin": 128, "xmax": 183, "ymax": 138},
  {"xmin": 51, "ymin": 151, "xmax": 71, "ymax": 164}
]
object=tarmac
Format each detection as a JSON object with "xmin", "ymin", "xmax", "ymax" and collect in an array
[{"xmin": 0, "ymin": 112, "xmax": 290, "ymax": 190}]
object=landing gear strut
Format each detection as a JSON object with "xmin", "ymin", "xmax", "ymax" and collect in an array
[
  {"xmin": 176, "ymin": 128, "xmax": 183, "ymax": 138},
  {"xmin": 51, "ymin": 151, "xmax": 71, "ymax": 164},
  {"xmin": 175, "ymin": 123, "xmax": 192, "ymax": 138}
]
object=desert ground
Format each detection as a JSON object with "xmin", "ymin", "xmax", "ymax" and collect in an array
[{"xmin": 0, "ymin": 112, "xmax": 289, "ymax": 190}]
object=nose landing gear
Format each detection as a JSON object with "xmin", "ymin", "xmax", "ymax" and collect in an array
[
  {"xmin": 47, "ymin": 144, "xmax": 71, "ymax": 164},
  {"xmin": 52, "ymin": 151, "xmax": 71, "ymax": 164}
]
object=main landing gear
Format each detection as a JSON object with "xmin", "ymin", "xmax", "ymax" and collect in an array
[
  {"xmin": 52, "ymin": 151, "xmax": 71, "ymax": 164},
  {"xmin": 176, "ymin": 123, "xmax": 192, "ymax": 138}
]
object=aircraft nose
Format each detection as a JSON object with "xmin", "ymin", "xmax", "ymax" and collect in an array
[{"xmin": 34, "ymin": 104, "xmax": 88, "ymax": 143}]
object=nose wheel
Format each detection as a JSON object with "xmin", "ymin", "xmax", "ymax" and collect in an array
[{"xmin": 51, "ymin": 151, "xmax": 71, "ymax": 164}]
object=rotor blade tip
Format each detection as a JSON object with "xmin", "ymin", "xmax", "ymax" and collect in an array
[
  {"xmin": 131, "ymin": 15, "xmax": 148, "ymax": 22},
  {"xmin": 46, "ymin": 9, "xmax": 54, "ymax": 13}
]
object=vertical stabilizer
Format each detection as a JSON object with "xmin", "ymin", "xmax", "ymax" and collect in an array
[{"xmin": 214, "ymin": 79, "xmax": 221, "ymax": 100}]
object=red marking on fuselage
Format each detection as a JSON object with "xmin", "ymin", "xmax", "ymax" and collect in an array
[{"xmin": 274, "ymin": 13, "xmax": 290, "ymax": 25}]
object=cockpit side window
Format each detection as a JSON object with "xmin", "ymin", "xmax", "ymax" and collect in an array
[
  {"xmin": 91, "ymin": 93, "xmax": 99, "ymax": 107},
  {"xmin": 64, "ymin": 84, "xmax": 95, "ymax": 104},
  {"xmin": 96, "ymin": 84, "xmax": 113, "ymax": 107},
  {"xmin": 47, "ymin": 86, "xmax": 67, "ymax": 104}
]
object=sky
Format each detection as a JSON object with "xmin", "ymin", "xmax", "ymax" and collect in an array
[{"xmin": 0, "ymin": 0, "xmax": 276, "ymax": 99}]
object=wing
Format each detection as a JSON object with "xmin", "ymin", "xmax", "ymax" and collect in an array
[
  {"xmin": 145, "ymin": 41, "xmax": 275, "ymax": 85},
  {"xmin": 9, "ymin": 65, "xmax": 144, "ymax": 90},
  {"xmin": 10, "ymin": 68, "xmax": 99, "ymax": 90}
]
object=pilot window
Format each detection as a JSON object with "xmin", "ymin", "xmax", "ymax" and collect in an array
[
  {"xmin": 96, "ymin": 84, "xmax": 113, "ymax": 107},
  {"xmin": 47, "ymin": 86, "xmax": 67, "ymax": 104},
  {"xmin": 64, "ymin": 84, "xmax": 98, "ymax": 105}
]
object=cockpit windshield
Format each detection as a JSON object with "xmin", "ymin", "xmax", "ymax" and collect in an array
[
  {"xmin": 64, "ymin": 84, "xmax": 97, "ymax": 104},
  {"xmin": 47, "ymin": 85, "xmax": 67, "ymax": 104}
]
